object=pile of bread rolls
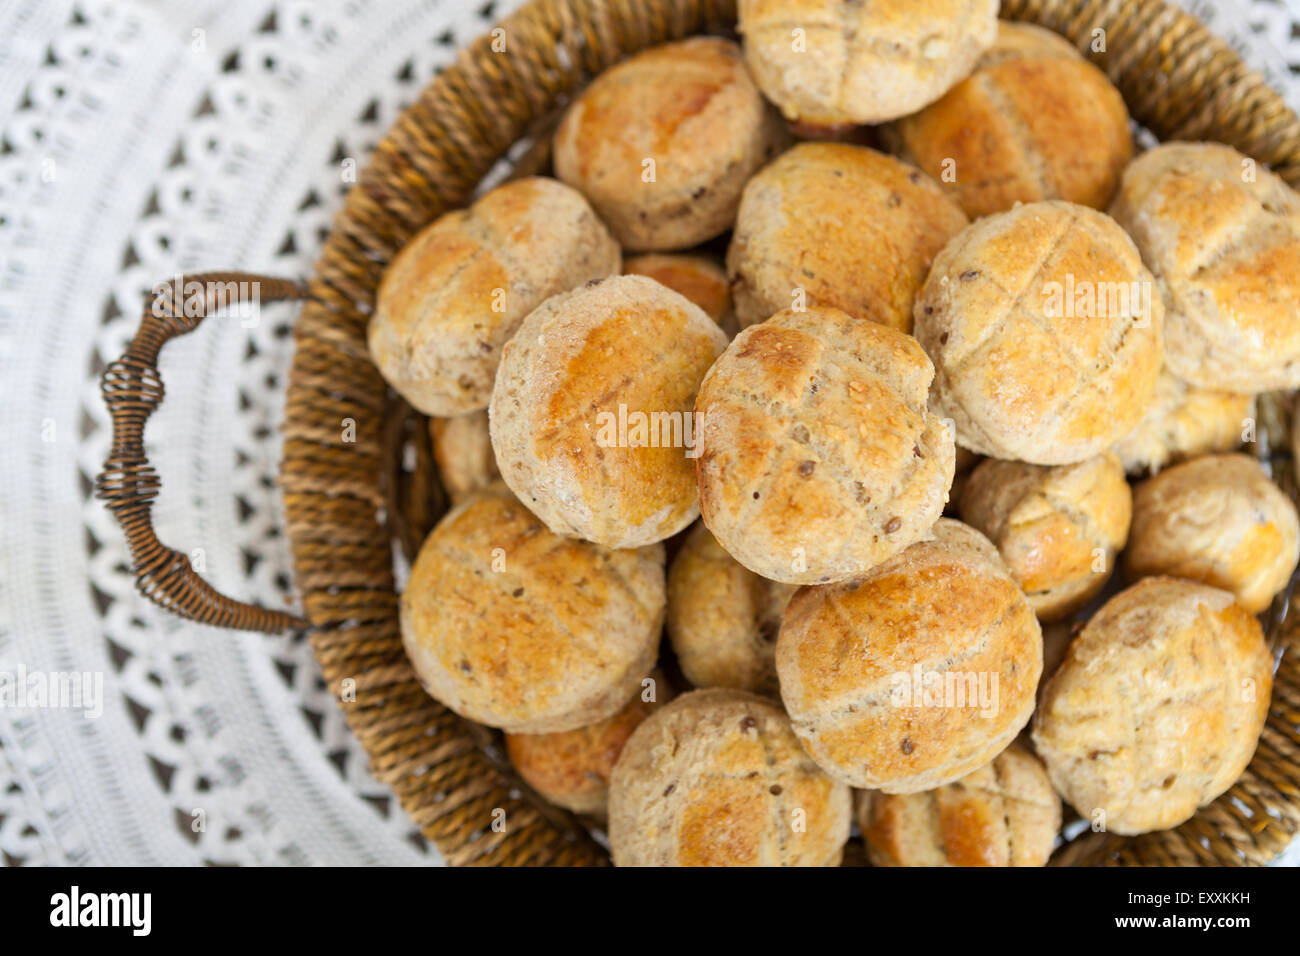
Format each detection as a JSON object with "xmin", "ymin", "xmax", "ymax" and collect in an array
[{"xmin": 368, "ymin": 2, "xmax": 1300, "ymax": 866}]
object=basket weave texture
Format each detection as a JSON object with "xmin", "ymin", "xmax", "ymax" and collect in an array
[{"xmin": 106, "ymin": 0, "xmax": 1300, "ymax": 866}]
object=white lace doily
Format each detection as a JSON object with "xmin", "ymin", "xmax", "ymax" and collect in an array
[{"xmin": 1, "ymin": 0, "xmax": 1298, "ymax": 867}]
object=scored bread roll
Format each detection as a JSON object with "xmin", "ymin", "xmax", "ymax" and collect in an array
[
  {"xmin": 490, "ymin": 274, "xmax": 728, "ymax": 548},
  {"xmin": 727, "ymin": 142, "xmax": 968, "ymax": 331},
  {"xmin": 400, "ymin": 486, "xmax": 665, "ymax": 733},
  {"xmin": 429, "ymin": 410, "xmax": 499, "ymax": 504},
  {"xmin": 666, "ymin": 522, "xmax": 798, "ymax": 695},
  {"xmin": 737, "ymin": 0, "xmax": 998, "ymax": 126},
  {"xmin": 856, "ymin": 741, "xmax": 1061, "ymax": 867},
  {"xmin": 623, "ymin": 253, "xmax": 736, "ymax": 337},
  {"xmin": 777, "ymin": 520, "xmax": 1042, "ymax": 792},
  {"xmin": 959, "ymin": 452, "xmax": 1132, "ymax": 623},
  {"xmin": 695, "ymin": 306, "xmax": 955, "ymax": 585},
  {"xmin": 608, "ymin": 689, "xmax": 852, "ymax": 866},
  {"xmin": 553, "ymin": 37, "xmax": 785, "ymax": 251},
  {"xmin": 914, "ymin": 200, "xmax": 1163, "ymax": 465},
  {"xmin": 369, "ymin": 177, "xmax": 619, "ymax": 416},
  {"xmin": 1125, "ymin": 453, "xmax": 1300, "ymax": 614},
  {"xmin": 1033, "ymin": 577, "xmax": 1272, "ymax": 835},
  {"xmin": 1113, "ymin": 367, "xmax": 1253, "ymax": 474},
  {"xmin": 1109, "ymin": 142, "xmax": 1300, "ymax": 393}
]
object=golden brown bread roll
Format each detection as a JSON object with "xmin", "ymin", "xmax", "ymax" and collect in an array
[
  {"xmin": 856, "ymin": 741, "xmax": 1061, "ymax": 867},
  {"xmin": 608, "ymin": 689, "xmax": 852, "ymax": 866},
  {"xmin": 1033, "ymin": 576, "xmax": 1272, "ymax": 835},
  {"xmin": 429, "ymin": 410, "xmax": 499, "ymax": 504},
  {"xmin": 737, "ymin": 0, "xmax": 998, "ymax": 125},
  {"xmin": 623, "ymin": 253, "xmax": 736, "ymax": 337},
  {"xmin": 490, "ymin": 274, "xmax": 728, "ymax": 548},
  {"xmin": 1113, "ymin": 367, "xmax": 1253, "ymax": 474},
  {"xmin": 726, "ymin": 142, "xmax": 968, "ymax": 331},
  {"xmin": 400, "ymin": 486, "xmax": 665, "ymax": 733},
  {"xmin": 887, "ymin": 49, "xmax": 1133, "ymax": 219},
  {"xmin": 1109, "ymin": 142, "xmax": 1300, "ymax": 393},
  {"xmin": 914, "ymin": 200, "xmax": 1163, "ymax": 465},
  {"xmin": 505, "ymin": 675, "xmax": 671, "ymax": 817},
  {"xmin": 777, "ymin": 520, "xmax": 1042, "ymax": 792},
  {"xmin": 974, "ymin": 20, "xmax": 1082, "ymax": 68},
  {"xmin": 553, "ymin": 37, "xmax": 785, "ymax": 252},
  {"xmin": 666, "ymin": 522, "xmax": 798, "ymax": 695},
  {"xmin": 695, "ymin": 306, "xmax": 955, "ymax": 585},
  {"xmin": 960, "ymin": 452, "xmax": 1132, "ymax": 623},
  {"xmin": 1124, "ymin": 453, "xmax": 1300, "ymax": 614},
  {"xmin": 369, "ymin": 177, "xmax": 619, "ymax": 416}
]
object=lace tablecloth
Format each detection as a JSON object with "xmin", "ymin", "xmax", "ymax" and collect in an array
[{"xmin": 1, "ymin": 0, "xmax": 1298, "ymax": 867}]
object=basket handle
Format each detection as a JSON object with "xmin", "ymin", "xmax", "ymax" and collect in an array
[{"xmin": 96, "ymin": 272, "xmax": 311, "ymax": 633}]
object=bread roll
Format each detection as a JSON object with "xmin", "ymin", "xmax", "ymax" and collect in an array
[
  {"xmin": 695, "ymin": 306, "xmax": 955, "ymax": 585},
  {"xmin": 1109, "ymin": 142, "xmax": 1300, "ymax": 393},
  {"xmin": 1125, "ymin": 453, "xmax": 1300, "ymax": 614},
  {"xmin": 1033, "ymin": 577, "xmax": 1272, "ymax": 835},
  {"xmin": 505, "ymin": 675, "xmax": 670, "ymax": 817},
  {"xmin": 777, "ymin": 520, "xmax": 1042, "ymax": 792},
  {"xmin": 553, "ymin": 37, "xmax": 785, "ymax": 251},
  {"xmin": 400, "ymin": 486, "xmax": 664, "ymax": 733},
  {"xmin": 430, "ymin": 410, "xmax": 499, "ymax": 503},
  {"xmin": 974, "ymin": 21, "xmax": 1082, "ymax": 68},
  {"xmin": 369, "ymin": 177, "xmax": 619, "ymax": 416},
  {"xmin": 666, "ymin": 522, "xmax": 798, "ymax": 695},
  {"xmin": 914, "ymin": 200, "xmax": 1163, "ymax": 465},
  {"xmin": 856, "ymin": 741, "xmax": 1061, "ymax": 866},
  {"xmin": 490, "ymin": 274, "xmax": 728, "ymax": 548},
  {"xmin": 727, "ymin": 142, "xmax": 968, "ymax": 331},
  {"xmin": 887, "ymin": 48, "xmax": 1132, "ymax": 218},
  {"xmin": 1113, "ymin": 367, "xmax": 1253, "ymax": 474},
  {"xmin": 737, "ymin": 0, "xmax": 998, "ymax": 125},
  {"xmin": 608, "ymin": 689, "xmax": 851, "ymax": 866},
  {"xmin": 960, "ymin": 453, "xmax": 1132, "ymax": 623},
  {"xmin": 624, "ymin": 253, "xmax": 736, "ymax": 337}
]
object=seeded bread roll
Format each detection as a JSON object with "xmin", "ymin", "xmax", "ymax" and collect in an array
[
  {"xmin": 1109, "ymin": 142, "xmax": 1300, "ymax": 393},
  {"xmin": 727, "ymin": 143, "xmax": 968, "ymax": 331},
  {"xmin": 608, "ymin": 689, "xmax": 852, "ymax": 866},
  {"xmin": 974, "ymin": 20, "xmax": 1082, "ymax": 68},
  {"xmin": 1033, "ymin": 577, "xmax": 1272, "ymax": 835},
  {"xmin": 856, "ymin": 741, "xmax": 1061, "ymax": 867},
  {"xmin": 553, "ymin": 37, "xmax": 785, "ymax": 252},
  {"xmin": 887, "ymin": 49, "xmax": 1132, "ymax": 219},
  {"xmin": 400, "ymin": 486, "xmax": 665, "ymax": 733},
  {"xmin": 695, "ymin": 306, "xmax": 955, "ymax": 585},
  {"xmin": 505, "ymin": 674, "xmax": 671, "ymax": 818},
  {"xmin": 1113, "ymin": 368, "xmax": 1253, "ymax": 474},
  {"xmin": 369, "ymin": 177, "xmax": 619, "ymax": 416},
  {"xmin": 1125, "ymin": 453, "xmax": 1300, "ymax": 614},
  {"xmin": 429, "ymin": 410, "xmax": 499, "ymax": 504},
  {"xmin": 624, "ymin": 253, "xmax": 736, "ymax": 337},
  {"xmin": 737, "ymin": 0, "xmax": 998, "ymax": 126},
  {"xmin": 960, "ymin": 452, "xmax": 1132, "ymax": 623},
  {"xmin": 914, "ymin": 200, "xmax": 1163, "ymax": 465},
  {"xmin": 777, "ymin": 520, "xmax": 1042, "ymax": 792},
  {"xmin": 490, "ymin": 274, "xmax": 728, "ymax": 548},
  {"xmin": 666, "ymin": 522, "xmax": 799, "ymax": 695}
]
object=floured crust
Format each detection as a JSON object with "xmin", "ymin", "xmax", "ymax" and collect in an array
[
  {"xmin": 1032, "ymin": 576, "xmax": 1272, "ymax": 835},
  {"xmin": 369, "ymin": 177, "xmax": 619, "ymax": 415},
  {"xmin": 400, "ymin": 485, "xmax": 665, "ymax": 733},
  {"xmin": 857, "ymin": 741, "xmax": 1061, "ymax": 866},
  {"xmin": 1113, "ymin": 367, "xmax": 1253, "ymax": 474},
  {"xmin": 737, "ymin": 0, "xmax": 998, "ymax": 125},
  {"xmin": 608, "ymin": 689, "xmax": 852, "ymax": 866},
  {"xmin": 695, "ymin": 306, "xmax": 955, "ymax": 584},
  {"xmin": 777, "ymin": 519, "xmax": 1043, "ymax": 792},
  {"xmin": 960, "ymin": 452, "xmax": 1132, "ymax": 622},
  {"xmin": 554, "ymin": 37, "xmax": 786, "ymax": 251},
  {"xmin": 727, "ymin": 142, "xmax": 968, "ymax": 331},
  {"xmin": 1125, "ymin": 453, "xmax": 1300, "ymax": 614},
  {"xmin": 914, "ymin": 200, "xmax": 1163, "ymax": 464},
  {"xmin": 1109, "ymin": 142, "xmax": 1300, "ymax": 392},
  {"xmin": 490, "ymin": 274, "xmax": 728, "ymax": 548}
]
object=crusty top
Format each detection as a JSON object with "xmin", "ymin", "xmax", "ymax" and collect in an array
[
  {"xmin": 1113, "ymin": 367, "xmax": 1253, "ymax": 474},
  {"xmin": 623, "ymin": 253, "xmax": 734, "ymax": 332},
  {"xmin": 727, "ymin": 142, "xmax": 968, "ymax": 331},
  {"xmin": 974, "ymin": 21, "xmax": 1082, "ymax": 68},
  {"xmin": 914, "ymin": 200, "xmax": 1163, "ymax": 464},
  {"xmin": 608, "ymin": 689, "xmax": 851, "ymax": 866}
]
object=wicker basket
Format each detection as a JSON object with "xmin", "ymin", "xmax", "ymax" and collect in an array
[{"xmin": 97, "ymin": 0, "xmax": 1300, "ymax": 866}]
